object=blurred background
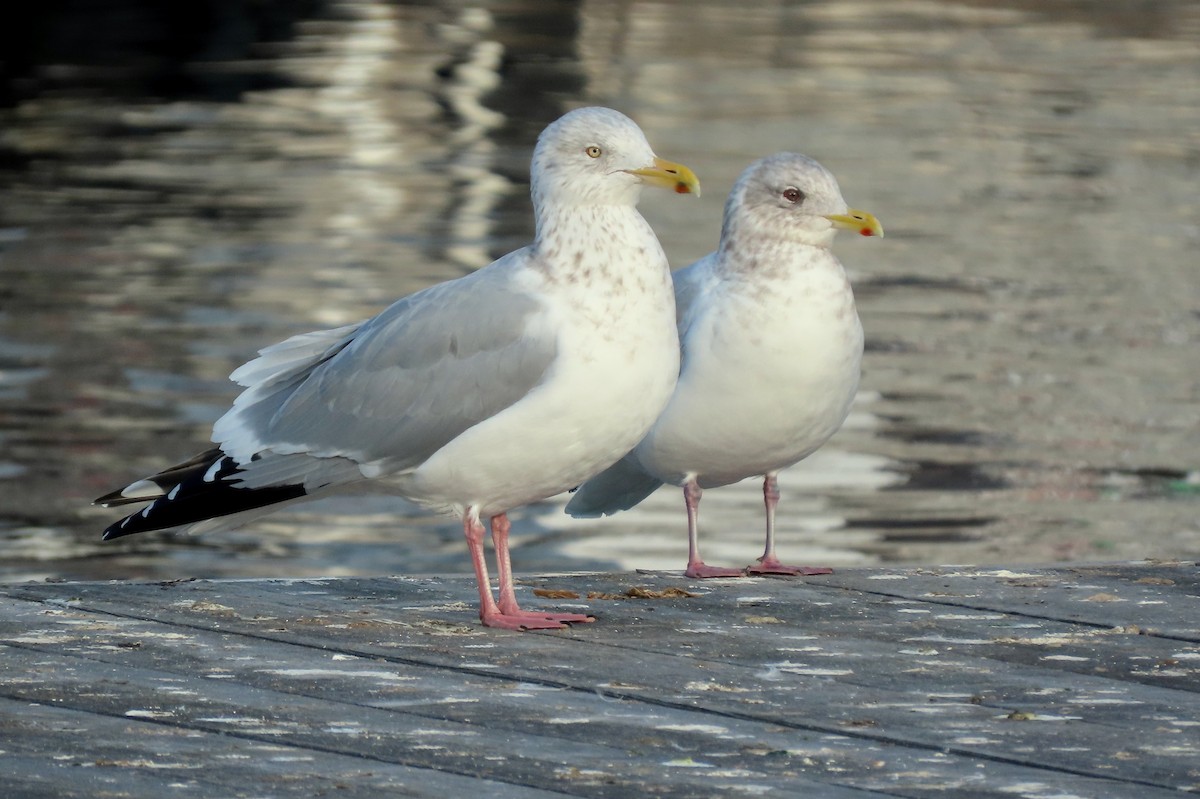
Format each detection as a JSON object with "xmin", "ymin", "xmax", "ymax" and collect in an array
[{"xmin": 1, "ymin": 0, "xmax": 1197, "ymax": 583}]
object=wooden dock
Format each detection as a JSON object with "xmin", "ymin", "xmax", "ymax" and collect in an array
[{"xmin": 2, "ymin": 562, "xmax": 1198, "ymax": 797}]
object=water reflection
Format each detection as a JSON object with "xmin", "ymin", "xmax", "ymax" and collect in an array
[{"xmin": 1, "ymin": 0, "xmax": 1197, "ymax": 583}]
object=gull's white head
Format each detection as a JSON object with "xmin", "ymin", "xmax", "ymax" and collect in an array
[
  {"xmin": 530, "ymin": 107, "xmax": 700, "ymax": 209},
  {"xmin": 723, "ymin": 152, "xmax": 883, "ymax": 249}
]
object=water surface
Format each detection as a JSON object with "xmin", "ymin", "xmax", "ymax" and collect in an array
[{"xmin": 1, "ymin": 0, "xmax": 1197, "ymax": 582}]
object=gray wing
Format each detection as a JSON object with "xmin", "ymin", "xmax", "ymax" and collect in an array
[
  {"xmin": 671, "ymin": 252, "xmax": 720, "ymax": 340},
  {"xmin": 212, "ymin": 252, "xmax": 558, "ymax": 489},
  {"xmin": 564, "ymin": 452, "xmax": 664, "ymax": 517}
]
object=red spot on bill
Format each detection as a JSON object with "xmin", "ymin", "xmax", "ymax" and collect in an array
[
  {"xmin": 675, "ymin": 182, "xmax": 691, "ymax": 194},
  {"xmin": 860, "ymin": 227, "xmax": 873, "ymax": 237}
]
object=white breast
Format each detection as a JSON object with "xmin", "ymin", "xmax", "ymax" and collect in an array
[
  {"xmin": 395, "ymin": 209, "xmax": 681, "ymax": 516},
  {"xmin": 635, "ymin": 251, "xmax": 863, "ymax": 489}
]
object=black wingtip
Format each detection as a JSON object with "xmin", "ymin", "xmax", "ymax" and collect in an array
[
  {"xmin": 101, "ymin": 478, "xmax": 306, "ymax": 540},
  {"xmin": 102, "ymin": 518, "xmax": 157, "ymax": 540},
  {"xmin": 94, "ymin": 487, "xmax": 129, "ymax": 507},
  {"xmin": 97, "ymin": 451, "xmax": 306, "ymax": 541},
  {"xmin": 101, "ymin": 498, "xmax": 164, "ymax": 540},
  {"xmin": 93, "ymin": 493, "xmax": 149, "ymax": 508},
  {"xmin": 94, "ymin": 447, "xmax": 226, "ymax": 508}
]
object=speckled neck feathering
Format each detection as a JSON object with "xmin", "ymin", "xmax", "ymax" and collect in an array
[
  {"xmin": 95, "ymin": 106, "xmax": 700, "ymax": 631},
  {"xmin": 567, "ymin": 151, "xmax": 883, "ymax": 578}
]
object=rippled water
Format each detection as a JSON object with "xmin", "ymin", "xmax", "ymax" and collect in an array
[{"xmin": 1, "ymin": 0, "xmax": 1197, "ymax": 583}]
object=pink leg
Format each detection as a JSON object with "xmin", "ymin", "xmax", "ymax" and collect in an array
[
  {"xmin": 683, "ymin": 478, "xmax": 745, "ymax": 578},
  {"xmin": 491, "ymin": 513, "xmax": 592, "ymax": 628},
  {"xmin": 746, "ymin": 474, "xmax": 833, "ymax": 576},
  {"xmin": 462, "ymin": 510, "xmax": 507, "ymax": 626}
]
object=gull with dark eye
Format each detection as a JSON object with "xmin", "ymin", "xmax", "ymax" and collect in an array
[{"xmin": 568, "ymin": 151, "xmax": 883, "ymax": 578}]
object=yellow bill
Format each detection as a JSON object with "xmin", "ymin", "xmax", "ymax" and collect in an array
[
  {"xmin": 625, "ymin": 157, "xmax": 701, "ymax": 197},
  {"xmin": 825, "ymin": 209, "xmax": 884, "ymax": 238}
]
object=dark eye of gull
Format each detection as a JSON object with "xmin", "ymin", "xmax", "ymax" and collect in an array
[{"xmin": 781, "ymin": 187, "xmax": 804, "ymax": 204}]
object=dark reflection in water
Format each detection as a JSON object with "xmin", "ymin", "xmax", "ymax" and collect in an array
[
  {"xmin": 2, "ymin": 3, "xmax": 329, "ymax": 107},
  {"xmin": 1, "ymin": 0, "xmax": 1198, "ymax": 583},
  {"xmin": 891, "ymin": 460, "xmax": 1011, "ymax": 492}
]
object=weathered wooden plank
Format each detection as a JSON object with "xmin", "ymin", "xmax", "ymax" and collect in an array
[
  {"xmin": 815, "ymin": 562, "xmax": 1200, "ymax": 641},
  {"xmin": 0, "ymin": 696, "xmax": 570, "ymax": 799},
  {"xmin": 0, "ymin": 596, "xmax": 895, "ymax": 799},
  {"xmin": 1, "ymin": 639, "xmax": 882, "ymax": 799},
  {"xmin": 21, "ymin": 567, "xmax": 1195, "ymax": 704},
  {"xmin": 3, "ymin": 566, "xmax": 1198, "ymax": 797}
]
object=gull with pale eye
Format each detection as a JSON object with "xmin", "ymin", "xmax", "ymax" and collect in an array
[
  {"xmin": 567, "ymin": 151, "xmax": 882, "ymax": 578},
  {"xmin": 94, "ymin": 106, "xmax": 700, "ymax": 630}
]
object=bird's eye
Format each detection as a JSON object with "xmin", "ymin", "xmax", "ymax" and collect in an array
[
  {"xmin": 585, "ymin": 146, "xmax": 603, "ymax": 158},
  {"xmin": 782, "ymin": 187, "xmax": 804, "ymax": 203}
]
